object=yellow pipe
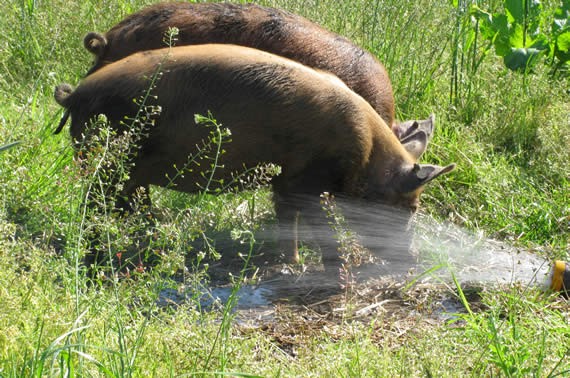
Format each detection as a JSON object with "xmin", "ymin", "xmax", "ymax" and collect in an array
[{"xmin": 550, "ymin": 260, "xmax": 568, "ymax": 292}]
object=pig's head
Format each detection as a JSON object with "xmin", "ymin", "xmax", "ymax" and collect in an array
[
  {"xmin": 342, "ymin": 160, "xmax": 455, "ymax": 273},
  {"xmin": 379, "ymin": 162, "xmax": 456, "ymax": 213},
  {"xmin": 361, "ymin": 111, "xmax": 454, "ymax": 213}
]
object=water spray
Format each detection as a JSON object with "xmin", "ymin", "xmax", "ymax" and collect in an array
[
  {"xmin": 409, "ymin": 213, "xmax": 569, "ymax": 298},
  {"xmin": 162, "ymin": 201, "xmax": 569, "ymax": 313}
]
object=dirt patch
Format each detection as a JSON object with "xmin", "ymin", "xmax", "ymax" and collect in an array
[
  {"xmin": 223, "ymin": 266, "xmax": 488, "ymax": 356},
  {"xmin": 175, "ymin": 250, "xmax": 488, "ymax": 337}
]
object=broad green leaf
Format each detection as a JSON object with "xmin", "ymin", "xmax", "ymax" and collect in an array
[
  {"xmin": 471, "ymin": 6, "xmax": 497, "ymax": 39},
  {"xmin": 553, "ymin": 0, "xmax": 570, "ymax": 33},
  {"xmin": 530, "ymin": 34, "xmax": 550, "ymax": 51},
  {"xmin": 503, "ymin": 47, "xmax": 543, "ymax": 71},
  {"xmin": 505, "ymin": 0, "xmax": 525, "ymax": 24},
  {"xmin": 470, "ymin": 5, "xmax": 493, "ymax": 25},
  {"xmin": 492, "ymin": 14, "xmax": 512, "ymax": 56},
  {"xmin": 555, "ymin": 31, "xmax": 570, "ymax": 62},
  {"xmin": 557, "ymin": 31, "xmax": 570, "ymax": 51},
  {"xmin": 509, "ymin": 23, "xmax": 525, "ymax": 48},
  {"xmin": 506, "ymin": 0, "xmax": 542, "ymax": 32},
  {"xmin": 528, "ymin": 1, "xmax": 544, "ymax": 35}
]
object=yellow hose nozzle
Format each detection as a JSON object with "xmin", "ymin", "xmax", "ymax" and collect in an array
[{"xmin": 549, "ymin": 260, "xmax": 569, "ymax": 295}]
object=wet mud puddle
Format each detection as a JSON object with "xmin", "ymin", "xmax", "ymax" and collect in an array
[{"xmin": 158, "ymin": 214, "xmax": 553, "ymax": 324}]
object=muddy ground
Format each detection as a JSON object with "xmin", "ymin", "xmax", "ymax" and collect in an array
[{"xmin": 158, "ymin": 239, "xmax": 490, "ymax": 347}]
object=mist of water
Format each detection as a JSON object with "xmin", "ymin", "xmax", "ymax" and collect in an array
[
  {"xmin": 161, "ymin": 196, "xmax": 555, "ymax": 312},
  {"xmin": 262, "ymin": 195, "xmax": 553, "ymax": 288},
  {"xmin": 412, "ymin": 213, "xmax": 552, "ymax": 289}
]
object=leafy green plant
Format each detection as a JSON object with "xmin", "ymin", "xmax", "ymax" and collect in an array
[
  {"xmin": 551, "ymin": 0, "xmax": 570, "ymax": 74},
  {"xmin": 471, "ymin": 0, "xmax": 570, "ymax": 73},
  {"xmin": 449, "ymin": 0, "xmax": 487, "ymax": 108}
]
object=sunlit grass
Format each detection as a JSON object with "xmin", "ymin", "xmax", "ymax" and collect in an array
[{"xmin": 0, "ymin": 0, "xmax": 568, "ymax": 376}]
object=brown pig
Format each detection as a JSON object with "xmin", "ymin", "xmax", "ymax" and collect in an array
[
  {"xmin": 54, "ymin": 44, "xmax": 455, "ymax": 270},
  {"xmin": 76, "ymin": 2, "xmax": 428, "ymax": 145}
]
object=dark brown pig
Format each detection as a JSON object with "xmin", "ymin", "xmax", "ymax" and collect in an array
[
  {"xmin": 79, "ymin": 2, "xmax": 406, "ymax": 139},
  {"xmin": 54, "ymin": 44, "xmax": 455, "ymax": 270}
]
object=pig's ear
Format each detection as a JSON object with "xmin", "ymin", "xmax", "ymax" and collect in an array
[
  {"xmin": 402, "ymin": 130, "xmax": 429, "ymax": 159},
  {"xmin": 399, "ymin": 163, "xmax": 456, "ymax": 192},
  {"xmin": 417, "ymin": 114, "xmax": 435, "ymax": 140},
  {"xmin": 397, "ymin": 114, "xmax": 436, "ymax": 159},
  {"xmin": 396, "ymin": 114, "xmax": 435, "ymax": 141},
  {"xmin": 393, "ymin": 119, "xmax": 418, "ymax": 140},
  {"xmin": 83, "ymin": 32, "xmax": 108, "ymax": 57}
]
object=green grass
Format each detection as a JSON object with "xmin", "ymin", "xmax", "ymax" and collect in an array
[{"xmin": 1, "ymin": 0, "xmax": 569, "ymax": 376}]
